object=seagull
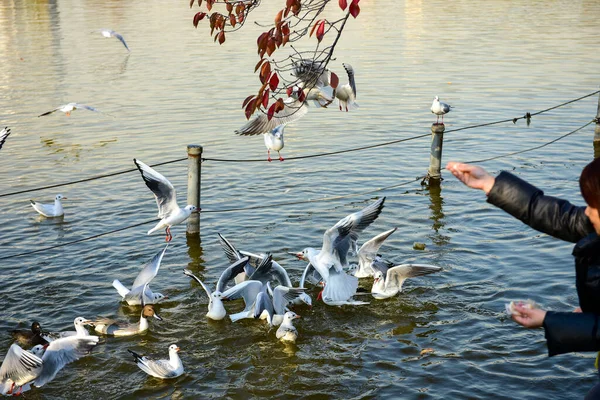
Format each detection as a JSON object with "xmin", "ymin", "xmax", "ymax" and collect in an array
[
  {"xmin": 0, "ymin": 127, "xmax": 11, "ymax": 151},
  {"xmin": 371, "ymin": 264, "xmax": 442, "ymax": 299},
  {"xmin": 30, "ymin": 194, "xmax": 66, "ymax": 217},
  {"xmin": 223, "ymin": 280, "xmax": 264, "ymax": 323},
  {"xmin": 182, "ymin": 257, "xmax": 250, "ymax": 320},
  {"xmin": 0, "ymin": 335, "xmax": 99, "ymax": 396},
  {"xmin": 10, "ymin": 322, "xmax": 49, "ymax": 348},
  {"xmin": 38, "ymin": 103, "xmax": 101, "ymax": 117},
  {"xmin": 93, "ymin": 300, "xmax": 163, "ymax": 337},
  {"xmin": 98, "ymin": 29, "xmax": 130, "ymax": 52},
  {"xmin": 351, "ymin": 228, "xmax": 397, "ymax": 278},
  {"xmin": 264, "ymin": 283, "xmax": 306, "ymax": 326},
  {"xmin": 335, "ymin": 63, "xmax": 359, "ymax": 112},
  {"xmin": 275, "ymin": 312, "xmax": 300, "ymax": 343},
  {"xmin": 127, "ymin": 344, "xmax": 184, "ymax": 379},
  {"xmin": 112, "ymin": 245, "xmax": 169, "ymax": 305},
  {"xmin": 263, "ymin": 124, "xmax": 285, "ymax": 162},
  {"xmin": 133, "ymin": 159, "xmax": 199, "ymax": 242},
  {"xmin": 294, "ymin": 197, "xmax": 386, "ymax": 304},
  {"xmin": 431, "ymin": 96, "xmax": 452, "ymax": 124},
  {"xmin": 41, "ymin": 317, "xmax": 94, "ymax": 342}
]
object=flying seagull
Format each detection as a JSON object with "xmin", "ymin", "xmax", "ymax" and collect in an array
[{"xmin": 98, "ymin": 29, "xmax": 130, "ymax": 51}]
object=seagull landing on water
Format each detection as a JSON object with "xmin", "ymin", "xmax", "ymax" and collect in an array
[
  {"xmin": 0, "ymin": 127, "xmax": 11, "ymax": 151},
  {"xmin": 127, "ymin": 344, "xmax": 184, "ymax": 379},
  {"xmin": 38, "ymin": 103, "xmax": 101, "ymax": 117},
  {"xmin": 133, "ymin": 159, "xmax": 199, "ymax": 242},
  {"xmin": 30, "ymin": 194, "xmax": 66, "ymax": 218},
  {"xmin": 431, "ymin": 96, "xmax": 452, "ymax": 124},
  {"xmin": 371, "ymin": 264, "xmax": 442, "ymax": 299},
  {"xmin": 264, "ymin": 124, "xmax": 285, "ymax": 162},
  {"xmin": 97, "ymin": 29, "xmax": 130, "ymax": 52}
]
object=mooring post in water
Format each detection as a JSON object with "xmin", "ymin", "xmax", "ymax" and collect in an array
[
  {"xmin": 186, "ymin": 145, "xmax": 202, "ymax": 235},
  {"xmin": 594, "ymin": 89, "xmax": 600, "ymax": 159},
  {"xmin": 423, "ymin": 123, "xmax": 445, "ymax": 186}
]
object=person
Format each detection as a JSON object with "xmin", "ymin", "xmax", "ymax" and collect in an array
[{"xmin": 446, "ymin": 158, "xmax": 600, "ymax": 399}]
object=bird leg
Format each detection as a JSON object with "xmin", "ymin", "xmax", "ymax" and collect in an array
[
  {"xmin": 7, "ymin": 382, "xmax": 14, "ymax": 395},
  {"xmin": 165, "ymin": 227, "xmax": 172, "ymax": 242},
  {"xmin": 267, "ymin": 150, "xmax": 272, "ymax": 162},
  {"xmin": 278, "ymin": 151, "xmax": 284, "ymax": 162},
  {"xmin": 66, "ymin": 111, "xmax": 71, "ymax": 116},
  {"xmin": 15, "ymin": 386, "xmax": 23, "ymax": 396}
]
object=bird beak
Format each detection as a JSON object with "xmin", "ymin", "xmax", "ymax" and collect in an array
[
  {"xmin": 163, "ymin": 295, "xmax": 169, "ymax": 299},
  {"xmin": 153, "ymin": 313, "xmax": 163, "ymax": 321},
  {"xmin": 62, "ymin": 197, "xmax": 68, "ymax": 200},
  {"xmin": 82, "ymin": 320, "xmax": 93, "ymax": 325},
  {"xmin": 294, "ymin": 315, "xmax": 301, "ymax": 319},
  {"xmin": 290, "ymin": 252, "xmax": 303, "ymax": 260},
  {"xmin": 175, "ymin": 347, "xmax": 181, "ymax": 352},
  {"xmin": 192, "ymin": 209, "xmax": 200, "ymax": 214}
]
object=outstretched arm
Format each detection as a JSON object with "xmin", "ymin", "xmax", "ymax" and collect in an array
[{"xmin": 445, "ymin": 162, "xmax": 495, "ymax": 195}]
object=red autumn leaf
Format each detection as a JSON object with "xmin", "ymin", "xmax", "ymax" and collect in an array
[
  {"xmin": 349, "ymin": 0, "xmax": 360, "ymax": 18},
  {"xmin": 286, "ymin": 0, "xmax": 295, "ymax": 7},
  {"xmin": 275, "ymin": 98, "xmax": 285, "ymax": 112},
  {"xmin": 262, "ymin": 89, "xmax": 270, "ymax": 108},
  {"xmin": 339, "ymin": 0, "xmax": 348, "ymax": 10},
  {"xmin": 282, "ymin": 34, "xmax": 289, "ymax": 46},
  {"xmin": 267, "ymin": 102, "xmax": 277, "ymax": 121},
  {"xmin": 189, "ymin": 0, "xmax": 195, "ymax": 9},
  {"xmin": 286, "ymin": 86, "xmax": 294, "ymax": 97},
  {"xmin": 269, "ymin": 73, "xmax": 279, "ymax": 91},
  {"xmin": 206, "ymin": 0, "xmax": 215, "ymax": 11},
  {"xmin": 316, "ymin": 20, "xmax": 326, "ymax": 42},
  {"xmin": 275, "ymin": 9, "xmax": 283, "ymax": 24},
  {"xmin": 281, "ymin": 23, "xmax": 290, "ymax": 36},
  {"xmin": 218, "ymin": 31, "xmax": 226, "ymax": 44},
  {"xmin": 238, "ymin": 12, "xmax": 244, "ymax": 23},
  {"xmin": 229, "ymin": 14, "xmax": 236, "ymax": 27},
  {"xmin": 245, "ymin": 98, "xmax": 257, "ymax": 120},
  {"xmin": 242, "ymin": 95, "xmax": 255, "ymax": 109},
  {"xmin": 193, "ymin": 12, "xmax": 206, "ymax": 28},
  {"xmin": 330, "ymin": 71, "xmax": 339, "ymax": 89},
  {"xmin": 309, "ymin": 19, "xmax": 321, "ymax": 37},
  {"xmin": 298, "ymin": 90, "xmax": 306, "ymax": 103},
  {"xmin": 266, "ymin": 39, "xmax": 276, "ymax": 56},
  {"xmin": 226, "ymin": 2, "xmax": 233, "ymax": 13},
  {"xmin": 254, "ymin": 58, "xmax": 265, "ymax": 72},
  {"xmin": 257, "ymin": 32, "xmax": 269, "ymax": 51},
  {"xmin": 197, "ymin": 0, "xmax": 203, "ymax": 6},
  {"xmin": 260, "ymin": 62, "xmax": 271, "ymax": 84},
  {"xmin": 284, "ymin": 5, "xmax": 290, "ymax": 18}
]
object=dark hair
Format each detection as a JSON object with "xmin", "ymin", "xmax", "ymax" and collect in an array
[{"xmin": 580, "ymin": 157, "xmax": 600, "ymax": 209}]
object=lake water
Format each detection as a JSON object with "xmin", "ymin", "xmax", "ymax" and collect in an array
[{"xmin": 1, "ymin": 0, "xmax": 599, "ymax": 398}]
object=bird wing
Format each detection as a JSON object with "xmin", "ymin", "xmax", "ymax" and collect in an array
[
  {"xmin": 221, "ymin": 280, "xmax": 263, "ymax": 311},
  {"xmin": 112, "ymin": 32, "xmax": 130, "ymax": 51},
  {"xmin": 0, "ymin": 127, "xmax": 11, "ymax": 151},
  {"xmin": 300, "ymin": 262, "xmax": 322, "ymax": 288},
  {"xmin": 131, "ymin": 244, "xmax": 168, "ymax": 290},
  {"xmin": 34, "ymin": 335, "xmax": 99, "ymax": 387},
  {"xmin": 322, "ymin": 197, "xmax": 386, "ymax": 267},
  {"xmin": 30, "ymin": 201, "xmax": 56, "ymax": 217},
  {"xmin": 73, "ymin": 104, "xmax": 100, "ymax": 113},
  {"xmin": 269, "ymin": 260, "xmax": 293, "ymax": 287},
  {"xmin": 38, "ymin": 107, "xmax": 61, "ymax": 117},
  {"xmin": 133, "ymin": 159, "xmax": 179, "ymax": 218},
  {"xmin": 292, "ymin": 59, "xmax": 330, "ymax": 88},
  {"xmin": 216, "ymin": 257, "xmax": 250, "ymax": 293},
  {"xmin": 385, "ymin": 264, "xmax": 442, "ymax": 292},
  {"xmin": 235, "ymin": 98, "xmax": 307, "ymax": 136},
  {"xmin": 272, "ymin": 286, "xmax": 306, "ymax": 315},
  {"xmin": 254, "ymin": 291, "xmax": 274, "ymax": 319},
  {"xmin": 342, "ymin": 63, "xmax": 357, "ymax": 97},
  {"xmin": 248, "ymin": 253, "xmax": 273, "ymax": 283},
  {"xmin": 217, "ymin": 234, "xmax": 256, "ymax": 276},
  {"xmin": 358, "ymin": 228, "xmax": 397, "ymax": 267},
  {"xmin": 0, "ymin": 344, "xmax": 42, "ymax": 389},
  {"xmin": 140, "ymin": 358, "xmax": 177, "ymax": 378},
  {"xmin": 183, "ymin": 269, "xmax": 212, "ymax": 298}
]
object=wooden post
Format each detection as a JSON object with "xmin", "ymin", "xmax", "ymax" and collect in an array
[
  {"xmin": 186, "ymin": 145, "xmax": 202, "ymax": 235},
  {"xmin": 594, "ymin": 90, "xmax": 600, "ymax": 159},
  {"xmin": 423, "ymin": 123, "xmax": 445, "ymax": 185}
]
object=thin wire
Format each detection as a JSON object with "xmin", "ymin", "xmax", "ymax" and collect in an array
[{"xmin": 467, "ymin": 120, "xmax": 594, "ymax": 164}]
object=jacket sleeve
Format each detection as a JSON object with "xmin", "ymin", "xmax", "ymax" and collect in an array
[
  {"xmin": 487, "ymin": 171, "xmax": 593, "ymax": 243},
  {"xmin": 543, "ymin": 311, "xmax": 600, "ymax": 356}
]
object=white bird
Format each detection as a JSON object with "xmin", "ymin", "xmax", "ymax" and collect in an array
[
  {"xmin": 127, "ymin": 344, "xmax": 184, "ymax": 379},
  {"xmin": 276, "ymin": 312, "xmax": 300, "ymax": 343},
  {"xmin": 294, "ymin": 197, "xmax": 386, "ymax": 304},
  {"xmin": 351, "ymin": 228, "xmax": 397, "ymax": 278},
  {"xmin": 265, "ymin": 283, "xmax": 307, "ymax": 326},
  {"xmin": 183, "ymin": 257, "xmax": 250, "ymax": 320},
  {"xmin": 30, "ymin": 194, "xmax": 66, "ymax": 217},
  {"xmin": 371, "ymin": 264, "xmax": 442, "ymax": 299},
  {"xmin": 38, "ymin": 103, "xmax": 101, "ymax": 117},
  {"xmin": 263, "ymin": 124, "xmax": 285, "ymax": 162},
  {"xmin": 112, "ymin": 245, "xmax": 169, "ymax": 305},
  {"xmin": 335, "ymin": 63, "xmax": 359, "ymax": 112},
  {"xmin": 133, "ymin": 159, "xmax": 199, "ymax": 242},
  {"xmin": 0, "ymin": 335, "xmax": 99, "ymax": 396},
  {"xmin": 223, "ymin": 280, "xmax": 264, "ymax": 323},
  {"xmin": 0, "ymin": 127, "xmax": 11, "ymax": 151},
  {"xmin": 98, "ymin": 28, "xmax": 130, "ymax": 52},
  {"xmin": 93, "ymin": 301, "xmax": 163, "ymax": 337},
  {"xmin": 431, "ymin": 96, "xmax": 452, "ymax": 124},
  {"xmin": 41, "ymin": 317, "xmax": 94, "ymax": 342}
]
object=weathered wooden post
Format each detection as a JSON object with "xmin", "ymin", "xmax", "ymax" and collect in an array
[
  {"xmin": 594, "ymin": 90, "xmax": 600, "ymax": 159},
  {"xmin": 423, "ymin": 123, "xmax": 445, "ymax": 185},
  {"xmin": 186, "ymin": 145, "xmax": 202, "ymax": 235}
]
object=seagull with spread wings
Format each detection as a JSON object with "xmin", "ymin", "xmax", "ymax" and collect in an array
[
  {"xmin": 98, "ymin": 29, "xmax": 130, "ymax": 52},
  {"xmin": 38, "ymin": 103, "xmax": 101, "ymax": 117}
]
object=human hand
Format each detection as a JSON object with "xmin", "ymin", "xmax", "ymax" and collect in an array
[
  {"xmin": 511, "ymin": 304, "xmax": 547, "ymax": 328},
  {"xmin": 445, "ymin": 162, "xmax": 495, "ymax": 195}
]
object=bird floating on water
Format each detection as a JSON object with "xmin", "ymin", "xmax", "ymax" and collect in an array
[
  {"xmin": 38, "ymin": 103, "xmax": 101, "ymax": 117},
  {"xmin": 127, "ymin": 344, "xmax": 184, "ymax": 379},
  {"xmin": 93, "ymin": 298, "xmax": 163, "ymax": 337},
  {"xmin": 0, "ymin": 127, "xmax": 11, "ymax": 151},
  {"xmin": 276, "ymin": 311, "xmax": 300, "ymax": 343},
  {"xmin": 30, "ymin": 194, "xmax": 66, "ymax": 217},
  {"xmin": 97, "ymin": 29, "xmax": 130, "ymax": 52},
  {"xmin": 134, "ymin": 159, "xmax": 199, "ymax": 242},
  {"xmin": 431, "ymin": 96, "xmax": 452, "ymax": 124},
  {"xmin": 264, "ymin": 124, "xmax": 285, "ymax": 162}
]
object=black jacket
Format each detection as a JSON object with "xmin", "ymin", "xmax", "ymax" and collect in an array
[{"xmin": 487, "ymin": 171, "xmax": 600, "ymax": 356}]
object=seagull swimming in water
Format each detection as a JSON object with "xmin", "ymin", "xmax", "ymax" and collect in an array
[
  {"xmin": 276, "ymin": 311, "xmax": 300, "ymax": 343},
  {"xmin": 371, "ymin": 264, "xmax": 442, "ymax": 299},
  {"xmin": 30, "ymin": 194, "xmax": 66, "ymax": 217},
  {"xmin": 38, "ymin": 103, "xmax": 101, "ymax": 117},
  {"xmin": 0, "ymin": 127, "xmax": 11, "ymax": 151},
  {"xmin": 264, "ymin": 124, "xmax": 285, "ymax": 162},
  {"xmin": 431, "ymin": 96, "xmax": 452, "ymax": 124},
  {"xmin": 98, "ymin": 29, "xmax": 130, "ymax": 52},
  {"xmin": 134, "ymin": 159, "xmax": 199, "ymax": 242},
  {"xmin": 127, "ymin": 344, "xmax": 184, "ymax": 379}
]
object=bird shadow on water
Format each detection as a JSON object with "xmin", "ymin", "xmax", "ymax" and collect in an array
[{"xmin": 31, "ymin": 215, "xmax": 68, "ymax": 240}]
